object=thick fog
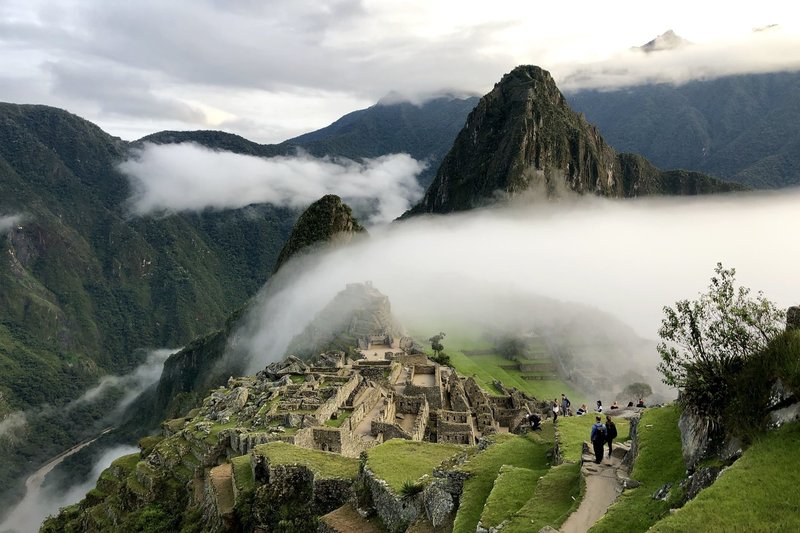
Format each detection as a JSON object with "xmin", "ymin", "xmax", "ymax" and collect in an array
[
  {"xmin": 233, "ymin": 189, "xmax": 800, "ymax": 386},
  {"xmin": 0, "ymin": 445, "xmax": 138, "ymax": 533},
  {"xmin": 120, "ymin": 143, "xmax": 425, "ymax": 224}
]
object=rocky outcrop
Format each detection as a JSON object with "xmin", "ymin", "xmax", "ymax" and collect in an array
[
  {"xmin": 273, "ymin": 194, "xmax": 365, "ymax": 273},
  {"xmin": 678, "ymin": 409, "xmax": 717, "ymax": 472},
  {"xmin": 407, "ymin": 65, "xmax": 740, "ymax": 215}
]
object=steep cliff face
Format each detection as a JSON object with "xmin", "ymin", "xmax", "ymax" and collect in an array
[
  {"xmin": 148, "ymin": 197, "xmax": 365, "ymax": 422},
  {"xmin": 410, "ymin": 66, "xmax": 618, "ymax": 213},
  {"xmin": 273, "ymin": 194, "xmax": 366, "ymax": 274},
  {"xmin": 408, "ymin": 65, "xmax": 741, "ymax": 215}
]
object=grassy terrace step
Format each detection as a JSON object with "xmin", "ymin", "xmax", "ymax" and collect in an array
[
  {"xmin": 504, "ymin": 462, "xmax": 582, "ymax": 532},
  {"xmin": 253, "ymin": 441, "xmax": 359, "ymax": 480},
  {"xmin": 590, "ymin": 405, "xmax": 683, "ymax": 533},
  {"xmin": 366, "ymin": 439, "xmax": 466, "ymax": 492},
  {"xmin": 650, "ymin": 421, "xmax": 800, "ymax": 532},
  {"xmin": 231, "ymin": 454, "xmax": 255, "ymax": 497},
  {"xmin": 479, "ymin": 465, "xmax": 546, "ymax": 529},
  {"xmin": 453, "ymin": 429, "xmax": 553, "ymax": 533}
]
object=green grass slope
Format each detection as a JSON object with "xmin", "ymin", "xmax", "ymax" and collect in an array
[
  {"xmin": 650, "ymin": 421, "xmax": 800, "ymax": 532},
  {"xmin": 590, "ymin": 405, "xmax": 683, "ymax": 533},
  {"xmin": 453, "ymin": 429, "xmax": 553, "ymax": 533},
  {"xmin": 366, "ymin": 439, "xmax": 465, "ymax": 492}
]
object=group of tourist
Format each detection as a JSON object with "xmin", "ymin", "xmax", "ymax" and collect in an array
[
  {"xmin": 550, "ymin": 394, "xmax": 646, "ymax": 421},
  {"xmin": 523, "ymin": 392, "xmax": 649, "ymax": 464}
]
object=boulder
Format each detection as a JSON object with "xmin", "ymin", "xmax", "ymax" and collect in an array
[
  {"xmin": 680, "ymin": 466, "xmax": 723, "ymax": 503},
  {"xmin": 678, "ymin": 409, "xmax": 713, "ymax": 471},
  {"xmin": 652, "ymin": 482, "xmax": 672, "ymax": 501}
]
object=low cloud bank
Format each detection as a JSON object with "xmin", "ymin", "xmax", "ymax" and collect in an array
[
  {"xmin": 0, "ymin": 445, "xmax": 138, "ymax": 533},
  {"xmin": 75, "ymin": 348, "xmax": 176, "ymax": 412},
  {"xmin": 558, "ymin": 27, "xmax": 800, "ymax": 90},
  {"xmin": 0, "ymin": 214, "xmax": 23, "ymax": 235},
  {"xmin": 120, "ymin": 143, "xmax": 426, "ymax": 224},
  {"xmin": 233, "ymin": 189, "xmax": 800, "ymax": 383}
]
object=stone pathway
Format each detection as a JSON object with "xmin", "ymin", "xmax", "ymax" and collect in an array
[{"xmin": 559, "ymin": 441, "xmax": 631, "ymax": 533}]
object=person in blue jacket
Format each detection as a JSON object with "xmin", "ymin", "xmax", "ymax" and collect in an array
[{"xmin": 590, "ymin": 416, "xmax": 607, "ymax": 464}]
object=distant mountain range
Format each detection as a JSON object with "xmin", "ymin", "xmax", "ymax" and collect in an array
[{"xmin": 566, "ymin": 70, "xmax": 800, "ymax": 188}]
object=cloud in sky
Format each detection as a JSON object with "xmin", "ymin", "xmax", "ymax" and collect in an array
[
  {"xmin": 120, "ymin": 143, "xmax": 426, "ymax": 224},
  {"xmin": 0, "ymin": 0, "xmax": 798, "ymax": 142}
]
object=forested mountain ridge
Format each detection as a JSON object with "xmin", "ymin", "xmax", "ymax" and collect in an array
[
  {"xmin": 567, "ymin": 70, "xmax": 800, "ymax": 188},
  {"xmin": 0, "ymin": 103, "xmax": 296, "ymax": 506}
]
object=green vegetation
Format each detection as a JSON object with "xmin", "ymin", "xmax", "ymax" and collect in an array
[
  {"xmin": 556, "ymin": 415, "xmax": 630, "ymax": 463},
  {"xmin": 651, "ymin": 422, "xmax": 800, "ymax": 532},
  {"xmin": 590, "ymin": 406, "xmax": 684, "ymax": 533},
  {"xmin": 479, "ymin": 465, "xmax": 544, "ymax": 528},
  {"xmin": 399, "ymin": 479, "xmax": 425, "ymax": 499},
  {"xmin": 367, "ymin": 439, "xmax": 465, "ymax": 492},
  {"xmin": 253, "ymin": 441, "xmax": 359, "ymax": 480},
  {"xmin": 504, "ymin": 463, "xmax": 583, "ymax": 532},
  {"xmin": 453, "ymin": 430, "xmax": 553, "ymax": 533},
  {"xmin": 231, "ymin": 455, "xmax": 255, "ymax": 493},
  {"xmin": 568, "ymin": 71, "xmax": 800, "ymax": 189},
  {"xmin": 423, "ymin": 329, "xmax": 581, "ymax": 402}
]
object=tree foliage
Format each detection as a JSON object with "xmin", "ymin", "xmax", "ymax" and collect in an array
[
  {"xmin": 621, "ymin": 382, "xmax": 653, "ymax": 401},
  {"xmin": 428, "ymin": 332, "xmax": 446, "ymax": 357},
  {"xmin": 657, "ymin": 263, "xmax": 785, "ymax": 419}
]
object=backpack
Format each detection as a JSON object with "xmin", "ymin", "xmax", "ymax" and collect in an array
[
  {"xmin": 592, "ymin": 424, "xmax": 607, "ymax": 443},
  {"xmin": 607, "ymin": 421, "xmax": 618, "ymax": 440}
]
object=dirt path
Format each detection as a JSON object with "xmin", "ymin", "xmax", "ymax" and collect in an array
[{"xmin": 559, "ymin": 443, "xmax": 629, "ymax": 533}]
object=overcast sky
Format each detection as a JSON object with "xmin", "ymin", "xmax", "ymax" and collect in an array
[{"xmin": 1, "ymin": 0, "xmax": 798, "ymax": 143}]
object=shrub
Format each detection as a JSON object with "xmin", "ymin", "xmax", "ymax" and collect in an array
[{"xmin": 400, "ymin": 479, "xmax": 425, "ymax": 499}]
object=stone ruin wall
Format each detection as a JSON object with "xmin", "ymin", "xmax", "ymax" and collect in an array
[{"xmin": 314, "ymin": 373, "xmax": 360, "ymax": 424}]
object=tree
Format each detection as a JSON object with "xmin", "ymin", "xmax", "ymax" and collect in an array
[
  {"xmin": 657, "ymin": 263, "xmax": 785, "ymax": 391},
  {"xmin": 621, "ymin": 382, "xmax": 652, "ymax": 401},
  {"xmin": 498, "ymin": 337, "xmax": 526, "ymax": 361},
  {"xmin": 428, "ymin": 332, "xmax": 446, "ymax": 357}
]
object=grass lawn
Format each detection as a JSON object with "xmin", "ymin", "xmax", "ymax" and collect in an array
[
  {"xmin": 366, "ymin": 439, "xmax": 465, "ymax": 492},
  {"xmin": 503, "ymin": 462, "xmax": 583, "ymax": 532},
  {"xmin": 231, "ymin": 454, "xmax": 254, "ymax": 492},
  {"xmin": 252, "ymin": 441, "xmax": 359, "ymax": 480},
  {"xmin": 453, "ymin": 429, "xmax": 554, "ymax": 533},
  {"xmin": 589, "ymin": 405, "xmax": 683, "ymax": 533},
  {"xmin": 556, "ymin": 414, "xmax": 630, "ymax": 463},
  {"xmin": 650, "ymin": 421, "xmax": 800, "ymax": 532}
]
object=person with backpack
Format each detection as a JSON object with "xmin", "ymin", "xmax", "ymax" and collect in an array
[
  {"xmin": 590, "ymin": 416, "xmax": 607, "ymax": 464},
  {"xmin": 605, "ymin": 415, "xmax": 618, "ymax": 458},
  {"xmin": 561, "ymin": 393, "xmax": 571, "ymax": 416}
]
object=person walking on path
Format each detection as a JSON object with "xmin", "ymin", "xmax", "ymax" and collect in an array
[
  {"xmin": 552, "ymin": 399, "xmax": 560, "ymax": 423},
  {"xmin": 561, "ymin": 393, "xmax": 571, "ymax": 417},
  {"xmin": 605, "ymin": 415, "xmax": 618, "ymax": 458},
  {"xmin": 590, "ymin": 416, "xmax": 607, "ymax": 464}
]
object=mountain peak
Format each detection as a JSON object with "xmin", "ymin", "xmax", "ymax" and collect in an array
[
  {"xmin": 639, "ymin": 30, "xmax": 691, "ymax": 53},
  {"xmin": 273, "ymin": 194, "xmax": 365, "ymax": 273}
]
